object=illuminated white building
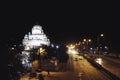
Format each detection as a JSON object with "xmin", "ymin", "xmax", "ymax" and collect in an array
[{"xmin": 23, "ymin": 25, "xmax": 50, "ymax": 49}]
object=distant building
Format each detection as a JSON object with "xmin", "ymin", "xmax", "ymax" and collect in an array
[{"xmin": 22, "ymin": 25, "xmax": 50, "ymax": 49}]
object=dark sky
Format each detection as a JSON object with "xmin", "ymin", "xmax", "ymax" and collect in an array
[{"xmin": 1, "ymin": 1, "xmax": 120, "ymax": 52}]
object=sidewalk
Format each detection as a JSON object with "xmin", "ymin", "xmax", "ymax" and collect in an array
[{"xmin": 20, "ymin": 71, "xmax": 77, "ymax": 80}]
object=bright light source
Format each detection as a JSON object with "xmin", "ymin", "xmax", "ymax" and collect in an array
[
  {"xmin": 56, "ymin": 45, "xmax": 59, "ymax": 49},
  {"xmin": 69, "ymin": 44, "xmax": 75, "ymax": 49},
  {"xmin": 96, "ymin": 58, "xmax": 102, "ymax": 65},
  {"xmin": 100, "ymin": 34, "xmax": 104, "ymax": 37},
  {"xmin": 68, "ymin": 49, "xmax": 79, "ymax": 54},
  {"xmin": 11, "ymin": 47, "xmax": 14, "ymax": 50},
  {"xmin": 24, "ymin": 46, "xmax": 31, "ymax": 50},
  {"xmin": 51, "ymin": 44, "xmax": 54, "ymax": 47},
  {"xmin": 90, "ymin": 48, "xmax": 93, "ymax": 50},
  {"xmin": 23, "ymin": 25, "xmax": 50, "ymax": 49}
]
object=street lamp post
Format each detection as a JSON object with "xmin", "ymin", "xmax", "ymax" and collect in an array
[
  {"xmin": 97, "ymin": 34, "xmax": 104, "ymax": 58},
  {"xmin": 83, "ymin": 39, "xmax": 91, "ymax": 51}
]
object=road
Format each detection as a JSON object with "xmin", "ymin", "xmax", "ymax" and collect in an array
[
  {"xmin": 68, "ymin": 54, "xmax": 111, "ymax": 80},
  {"xmin": 101, "ymin": 55, "xmax": 120, "ymax": 78}
]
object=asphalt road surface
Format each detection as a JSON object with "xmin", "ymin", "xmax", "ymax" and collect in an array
[{"xmin": 68, "ymin": 54, "xmax": 111, "ymax": 80}]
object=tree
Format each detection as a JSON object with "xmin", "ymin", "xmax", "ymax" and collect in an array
[
  {"xmin": 57, "ymin": 44, "xmax": 69, "ymax": 62},
  {"xmin": 57, "ymin": 44, "xmax": 69, "ymax": 71}
]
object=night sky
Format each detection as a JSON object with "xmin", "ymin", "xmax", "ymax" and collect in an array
[{"xmin": 1, "ymin": 1, "xmax": 120, "ymax": 52}]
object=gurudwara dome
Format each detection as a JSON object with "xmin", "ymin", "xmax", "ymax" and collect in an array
[{"xmin": 22, "ymin": 25, "xmax": 50, "ymax": 49}]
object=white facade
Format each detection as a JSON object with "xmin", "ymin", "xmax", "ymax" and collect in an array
[{"xmin": 23, "ymin": 25, "xmax": 50, "ymax": 49}]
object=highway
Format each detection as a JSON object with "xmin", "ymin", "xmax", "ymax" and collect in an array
[
  {"xmin": 68, "ymin": 54, "xmax": 111, "ymax": 80},
  {"xmin": 101, "ymin": 55, "xmax": 120, "ymax": 78}
]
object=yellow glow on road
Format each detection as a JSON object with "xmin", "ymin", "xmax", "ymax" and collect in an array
[{"xmin": 68, "ymin": 49, "xmax": 79, "ymax": 54}]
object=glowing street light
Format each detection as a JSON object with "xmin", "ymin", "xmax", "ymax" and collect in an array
[
  {"xmin": 97, "ymin": 33, "xmax": 104, "ymax": 58},
  {"xmin": 100, "ymin": 34, "xmax": 104, "ymax": 37},
  {"xmin": 83, "ymin": 39, "xmax": 91, "ymax": 50},
  {"xmin": 66, "ymin": 44, "xmax": 75, "ymax": 50}
]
